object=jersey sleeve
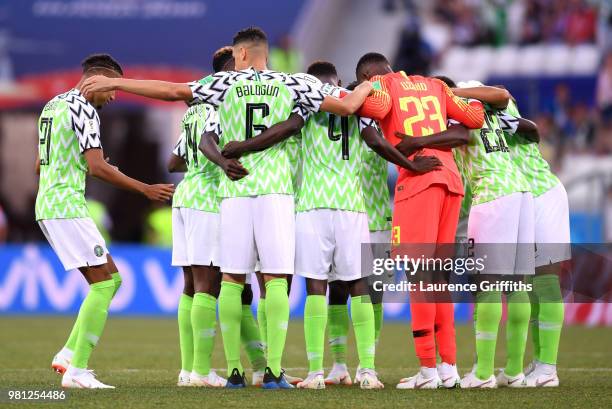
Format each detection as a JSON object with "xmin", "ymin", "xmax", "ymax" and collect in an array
[
  {"xmin": 291, "ymin": 103, "xmax": 311, "ymax": 122},
  {"xmin": 440, "ymin": 81, "xmax": 484, "ymax": 129},
  {"xmin": 496, "ymin": 111, "xmax": 520, "ymax": 134},
  {"xmin": 358, "ymin": 116, "xmax": 377, "ymax": 132},
  {"xmin": 188, "ymin": 72, "xmax": 231, "ymax": 107},
  {"xmin": 68, "ymin": 100, "xmax": 102, "ymax": 153},
  {"xmin": 204, "ymin": 108, "xmax": 222, "ymax": 136},
  {"xmin": 285, "ymin": 73, "xmax": 330, "ymax": 114},
  {"xmin": 357, "ymin": 75, "xmax": 392, "ymax": 121},
  {"xmin": 172, "ymin": 132, "xmax": 187, "ymax": 159}
]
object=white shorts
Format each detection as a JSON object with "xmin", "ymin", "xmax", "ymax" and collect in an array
[
  {"xmin": 468, "ymin": 192, "xmax": 535, "ymax": 275},
  {"xmin": 296, "ymin": 209, "xmax": 372, "ymax": 281},
  {"xmin": 38, "ymin": 218, "xmax": 108, "ymax": 271},
  {"xmin": 172, "ymin": 207, "xmax": 220, "ymax": 267},
  {"xmin": 220, "ymin": 194, "xmax": 295, "ymax": 275},
  {"xmin": 534, "ymin": 183, "xmax": 572, "ymax": 267}
]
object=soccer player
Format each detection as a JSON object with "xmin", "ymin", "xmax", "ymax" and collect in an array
[
  {"xmin": 440, "ymin": 78, "xmax": 535, "ymax": 388},
  {"xmin": 220, "ymin": 60, "xmax": 440, "ymax": 389},
  {"xmin": 40, "ymin": 54, "xmax": 175, "ymax": 388},
  {"xmin": 168, "ymin": 46, "xmax": 249, "ymax": 387},
  {"xmin": 80, "ymin": 27, "xmax": 374, "ymax": 389},
  {"xmin": 356, "ymin": 52, "xmax": 484, "ymax": 389},
  {"xmin": 503, "ymin": 97, "xmax": 570, "ymax": 388}
]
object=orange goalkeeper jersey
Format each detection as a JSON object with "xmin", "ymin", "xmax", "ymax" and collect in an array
[{"xmin": 359, "ymin": 72, "xmax": 484, "ymax": 202}]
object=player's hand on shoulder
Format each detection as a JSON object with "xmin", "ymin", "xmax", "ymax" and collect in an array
[
  {"xmin": 81, "ymin": 75, "xmax": 117, "ymax": 97},
  {"xmin": 221, "ymin": 141, "xmax": 244, "ymax": 159},
  {"xmin": 143, "ymin": 183, "xmax": 175, "ymax": 201},
  {"xmin": 410, "ymin": 155, "xmax": 442, "ymax": 174},
  {"xmin": 221, "ymin": 158, "xmax": 249, "ymax": 181}
]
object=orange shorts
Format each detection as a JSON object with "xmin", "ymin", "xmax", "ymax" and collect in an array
[{"xmin": 391, "ymin": 184, "xmax": 462, "ymax": 247}]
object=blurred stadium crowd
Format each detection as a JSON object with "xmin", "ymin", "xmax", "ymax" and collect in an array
[{"xmin": 0, "ymin": 0, "xmax": 609, "ymax": 245}]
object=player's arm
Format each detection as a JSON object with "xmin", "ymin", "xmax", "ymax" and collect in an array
[
  {"xmin": 35, "ymin": 154, "xmax": 40, "ymax": 175},
  {"xmin": 356, "ymin": 75, "xmax": 392, "ymax": 121},
  {"xmin": 319, "ymin": 81, "xmax": 373, "ymax": 116},
  {"xmin": 452, "ymin": 86, "xmax": 511, "ymax": 109},
  {"xmin": 497, "ymin": 110, "xmax": 540, "ymax": 143},
  {"xmin": 167, "ymin": 154, "xmax": 187, "ymax": 173},
  {"xmin": 81, "ymin": 75, "xmax": 193, "ymax": 101},
  {"xmin": 85, "ymin": 149, "xmax": 174, "ymax": 201},
  {"xmin": 222, "ymin": 112, "xmax": 305, "ymax": 159},
  {"xmin": 394, "ymin": 124, "xmax": 470, "ymax": 157},
  {"xmin": 168, "ymin": 133, "xmax": 187, "ymax": 173},
  {"xmin": 198, "ymin": 132, "xmax": 249, "ymax": 181},
  {"xmin": 441, "ymin": 82, "xmax": 484, "ymax": 129},
  {"xmin": 360, "ymin": 121, "xmax": 442, "ymax": 174}
]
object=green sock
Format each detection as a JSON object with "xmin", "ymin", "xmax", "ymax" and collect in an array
[
  {"xmin": 257, "ymin": 298, "xmax": 267, "ymax": 352},
  {"xmin": 373, "ymin": 303, "xmax": 383, "ymax": 345},
  {"xmin": 474, "ymin": 291, "xmax": 502, "ymax": 380},
  {"xmin": 350, "ymin": 295, "xmax": 375, "ymax": 370},
  {"xmin": 111, "ymin": 272, "xmax": 122, "ymax": 297},
  {"xmin": 328, "ymin": 304, "xmax": 349, "ymax": 364},
  {"xmin": 534, "ymin": 274, "xmax": 564, "ymax": 365},
  {"xmin": 304, "ymin": 295, "xmax": 327, "ymax": 373},
  {"xmin": 505, "ymin": 291, "xmax": 531, "ymax": 376},
  {"xmin": 178, "ymin": 294, "xmax": 194, "ymax": 372},
  {"xmin": 218, "ymin": 281, "xmax": 244, "ymax": 375},
  {"xmin": 63, "ymin": 272, "xmax": 122, "ymax": 352},
  {"xmin": 527, "ymin": 276, "xmax": 540, "ymax": 361},
  {"xmin": 265, "ymin": 279, "xmax": 289, "ymax": 376},
  {"xmin": 192, "ymin": 293, "xmax": 217, "ymax": 376},
  {"xmin": 71, "ymin": 279, "xmax": 115, "ymax": 369},
  {"xmin": 241, "ymin": 305, "xmax": 266, "ymax": 372}
]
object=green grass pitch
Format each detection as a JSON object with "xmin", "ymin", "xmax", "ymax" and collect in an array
[{"xmin": 1, "ymin": 317, "xmax": 611, "ymax": 408}]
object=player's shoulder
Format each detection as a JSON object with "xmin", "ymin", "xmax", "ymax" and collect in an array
[{"xmin": 61, "ymin": 89, "xmax": 98, "ymax": 121}]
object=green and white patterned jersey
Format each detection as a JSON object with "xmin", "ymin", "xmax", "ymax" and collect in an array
[
  {"xmin": 35, "ymin": 89, "xmax": 101, "ymax": 220},
  {"xmin": 454, "ymin": 102, "xmax": 530, "ymax": 205},
  {"xmin": 285, "ymin": 133, "xmax": 303, "ymax": 196},
  {"xmin": 361, "ymin": 134, "xmax": 392, "ymax": 231},
  {"xmin": 189, "ymin": 69, "xmax": 330, "ymax": 198},
  {"xmin": 171, "ymin": 104, "xmax": 220, "ymax": 213},
  {"xmin": 503, "ymin": 100, "xmax": 560, "ymax": 197},
  {"xmin": 293, "ymin": 87, "xmax": 374, "ymax": 213}
]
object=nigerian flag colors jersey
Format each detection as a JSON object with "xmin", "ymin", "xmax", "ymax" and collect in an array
[
  {"xmin": 188, "ymin": 68, "xmax": 330, "ymax": 198},
  {"xmin": 171, "ymin": 103, "xmax": 221, "ymax": 213},
  {"xmin": 453, "ymin": 102, "xmax": 530, "ymax": 205},
  {"xmin": 503, "ymin": 99, "xmax": 560, "ymax": 197},
  {"xmin": 35, "ymin": 89, "xmax": 101, "ymax": 220}
]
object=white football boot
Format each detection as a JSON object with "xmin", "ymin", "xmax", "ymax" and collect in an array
[
  {"xmin": 51, "ymin": 351, "xmax": 72, "ymax": 375},
  {"xmin": 190, "ymin": 370, "xmax": 227, "ymax": 387},
  {"xmin": 437, "ymin": 362, "xmax": 460, "ymax": 388},
  {"xmin": 357, "ymin": 368, "xmax": 384, "ymax": 389},
  {"xmin": 459, "ymin": 369, "xmax": 497, "ymax": 389},
  {"xmin": 324, "ymin": 363, "xmax": 352, "ymax": 385},
  {"xmin": 61, "ymin": 368, "xmax": 115, "ymax": 389},
  {"xmin": 252, "ymin": 370, "xmax": 265, "ymax": 386},
  {"xmin": 297, "ymin": 371, "xmax": 325, "ymax": 389},
  {"xmin": 177, "ymin": 369, "xmax": 191, "ymax": 386},
  {"xmin": 496, "ymin": 369, "xmax": 526, "ymax": 388},
  {"xmin": 396, "ymin": 367, "xmax": 441, "ymax": 389},
  {"xmin": 524, "ymin": 364, "xmax": 559, "ymax": 387}
]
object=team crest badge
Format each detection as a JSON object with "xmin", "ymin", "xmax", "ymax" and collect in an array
[{"xmin": 94, "ymin": 245, "xmax": 104, "ymax": 257}]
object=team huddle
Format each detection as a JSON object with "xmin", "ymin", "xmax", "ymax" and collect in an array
[{"xmin": 36, "ymin": 26, "xmax": 570, "ymax": 391}]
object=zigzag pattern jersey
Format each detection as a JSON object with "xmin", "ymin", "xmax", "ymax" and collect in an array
[
  {"xmin": 503, "ymin": 99, "xmax": 560, "ymax": 197},
  {"xmin": 361, "ymin": 131, "xmax": 392, "ymax": 231},
  {"xmin": 171, "ymin": 104, "xmax": 221, "ymax": 212},
  {"xmin": 35, "ymin": 89, "xmax": 101, "ymax": 220},
  {"xmin": 453, "ymin": 102, "xmax": 530, "ymax": 206},
  {"xmin": 189, "ymin": 69, "xmax": 329, "ymax": 198},
  {"xmin": 293, "ymin": 87, "xmax": 373, "ymax": 213}
]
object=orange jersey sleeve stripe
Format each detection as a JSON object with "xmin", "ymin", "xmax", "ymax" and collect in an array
[
  {"xmin": 441, "ymin": 82, "xmax": 484, "ymax": 129},
  {"xmin": 358, "ymin": 75, "xmax": 392, "ymax": 121}
]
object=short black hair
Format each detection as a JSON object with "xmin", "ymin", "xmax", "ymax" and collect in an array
[
  {"xmin": 212, "ymin": 46, "xmax": 234, "ymax": 73},
  {"xmin": 306, "ymin": 60, "xmax": 337, "ymax": 78},
  {"xmin": 355, "ymin": 52, "xmax": 388, "ymax": 78},
  {"xmin": 81, "ymin": 53, "xmax": 123, "ymax": 75},
  {"xmin": 233, "ymin": 26, "xmax": 267, "ymax": 46},
  {"xmin": 434, "ymin": 75, "xmax": 456, "ymax": 88}
]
